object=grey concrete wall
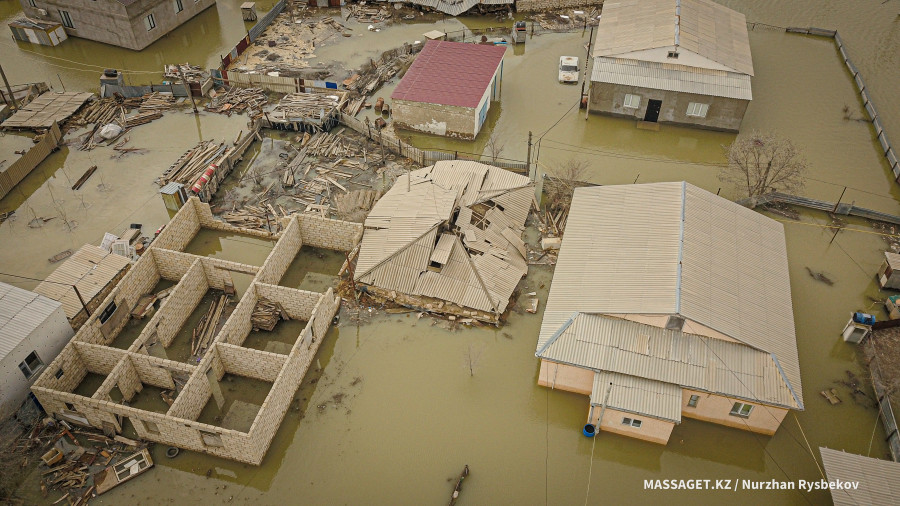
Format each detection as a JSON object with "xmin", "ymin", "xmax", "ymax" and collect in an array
[
  {"xmin": 19, "ymin": 0, "xmax": 215, "ymax": 50},
  {"xmin": 393, "ymin": 100, "xmax": 477, "ymax": 140},
  {"xmin": 516, "ymin": 0, "xmax": 602, "ymax": 12},
  {"xmin": 589, "ymin": 82, "xmax": 750, "ymax": 133}
]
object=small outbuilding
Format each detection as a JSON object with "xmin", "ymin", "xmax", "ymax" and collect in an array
[
  {"xmin": 876, "ymin": 251, "xmax": 900, "ymax": 289},
  {"xmin": 8, "ymin": 17, "xmax": 68, "ymax": 46},
  {"xmin": 820, "ymin": 447, "xmax": 900, "ymax": 506},
  {"xmin": 391, "ymin": 40, "xmax": 506, "ymax": 140},
  {"xmin": 0, "ymin": 282, "xmax": 73, "ymax": 420},
  {"xmin": 588, "ymin": 0, "xmax": 754, "ymax": 132}
]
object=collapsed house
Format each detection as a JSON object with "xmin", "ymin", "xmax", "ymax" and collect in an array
[
  {"xmin": 354, "ymin": 161, "xmax": 533, "ymax": 323},
  {"xmin": 31, "ymin": 198, "xmax": 363, "ymax": 465},
  {"xmin": 535, "ymin": 182, "xmax": 803, "ymax": 444}
]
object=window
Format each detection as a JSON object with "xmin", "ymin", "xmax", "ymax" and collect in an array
[
  {"xmin": 143, "ymin": 420, "xmax": 160, "ymax": 435},
  {"xmin": 665, "ymin": 315, "xmax": 685, "ymax": 331},
  {"xmin": 623, "ymin": 94, "xmax": 641, "ymax": 109},
  {"xmin": 174, "ymin": 0, "xmax": 183, "ymax": 12},
  {"xmin": 55, "ymin": 369, "xmax": 64, "ymax": 379},
  {"xmin": 687, "ymin": 394, "xmax": 700, "ymax": 408},
  {"xmin": 686, "ymin": 102, "xmax": 710, "ymax": 118},
  {"xmin": 667, "ymin": 51, "xmax": 679, "ymax": 59},
  {"xmin": 65, "ymin": 402, "xmax": 75, "ymax": 411},
  {"xmin": 98, "ymin": 301, "xmax": 117, "ymax": 324},
  {"xmin": 18, "ymin": 351, "xmax": 44, "ymax": 379},
  {"xmin": 58, "ymin": 9, "xmax": 73, "ymax": 28},
  {"xmin": 200, "ymin": 430, "xmax": 224, "ymax": 447},
  {"xmin": 621, "ymin": 417, "xmax": 642, "ymax": 428},
  {"xmin": 730, "ymin": 402, "xmax": 754, "ymax": 418},
  {"xmin": 144, "ymin": 13, "xmax": 157, "ymax": 31}
]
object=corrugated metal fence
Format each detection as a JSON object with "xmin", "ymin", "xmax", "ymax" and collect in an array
[
  {"xmin": 0, "ymin": 121, "xmax": 62, "ymax": 199},
  {"xmin": 221, "ymin": 0, "xmax": 286, "ymax": 69}
]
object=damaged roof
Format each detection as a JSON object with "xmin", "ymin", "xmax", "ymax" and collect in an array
[
  {"xmin": 2, "ymin": 92, "xmax": 93, "ymax": 129},
  {"xmin": 392, "ymin": 41, "xmax": 506, "ymax": 109},
  {"xmin": 536, "ymin": 182, "xmax": 802, "ymax": 410},
  {"xmin": 593, "ymin": 0, "xmax": 753, "ymax": 76},
  {"xmin": 355, "ymin": 160, "xmax": 532, "ymax": 315},
  {"xmin": 34, "ymin": 245, "xmax": 131, "ymax": 320}
]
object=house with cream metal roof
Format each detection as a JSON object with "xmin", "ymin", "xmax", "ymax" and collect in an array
[
  {"xmin": 354, "ymin": 160, "xmax": 532, "ymax": 323},
  {"xmin": 587, "ymin": 0, "xmax": 753, "ymax": 132},
  {"xmin": 820, "ymin": 447, "xmax": 900, "ymax": 506},
  {"xmin": 535, "ymin": 182, "xmax": 802, "ymax": 444}
]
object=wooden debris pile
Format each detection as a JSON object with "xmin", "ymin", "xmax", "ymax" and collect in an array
[
  {"xmin": 138, "ymin": 92, "xmax": 175, "ymax": 112},
  {"xmin": 347, "ymin": 4, "xmax": 388, "ymax": 23},
  {"xmin": 220, "ymin": 204, "xmax": 279, "ymax": 231},
  {"xmin": 67, "ymin": 98, "xmax": 122, "ymax": 128},
  {"xmin": 251, "ymin": 298, "xmax": 288, "ymax": 331},
  {"xmin": 270, "ymin": 92, "xmax": 343, "ymax": 123},
  {"xmin": 159, "ymin": 140, "xmax": 229, "ymax": 186},
  {"xmin": 206, "ymin": 87, "xmax": 267, "ymax": 116},
  {"xmin": 164, "ymin": 63, "xmax": 207, "ymax": 83},
  {"xmin": 191, "ymin": 293, "xmax": 230, "ymax": 356},
  {"xmin": 334, "ymin": 189, "xmax": 377, "ymax": 222}
]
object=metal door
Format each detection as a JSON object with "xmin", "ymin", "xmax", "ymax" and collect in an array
[{"xmin": 644, "ymin": 99, "xmax": 662, "ymax": 122}]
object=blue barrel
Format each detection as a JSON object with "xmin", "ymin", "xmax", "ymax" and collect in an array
[
  {"xmin": 853, "ymin": 312, "xmax": 876, "ymax": 325},
  {"xmin": 582, "ymin": 424, "xmax": 596, "ymax": 437}
]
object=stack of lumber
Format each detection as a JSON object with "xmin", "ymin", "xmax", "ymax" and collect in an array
[
  {"xmin": 348, "ymin": 5, "xmax": 387, "ymax": 23},
  {"xmin": 164, "ymin": 63, "xmax": 207, "ymax": 82},
  {"xmin": 124, "ymin": 110, "xmax": 163, "ymax": 127},
  {"xmin": 206, "ymin": 87, "xmax": 267, "ymax": 115},
  {"xmin": 271, "ymin": 93, "xmax": 341, "ymax": 122},
  {"xmin": 160, "ymin": 140, "xmax": 228, "ymax": 186},
  {"xmin": 68, "ymin": 98, "xmax": 122, "ymax": 127},
  {"xmin": 220, "ymin": 205, "xmax": 274, "ymax": 231},
  {"xmin": 191, "ymin": 293, "xmax": 229, "ymax": 356},
  {"xmin": 342, "ymin": 96, "xmax": 366, "ymax": 116},
  {"xmin": 251, "ymin": 298, "xmax": 287, "ymax": 331},
  {"xmin": 139, "ymin": 92, "xmax": 175, "ymax": 112},
  {"xmin": 348, "ymin": 54, "xmax": 414, "ymax": 94}
]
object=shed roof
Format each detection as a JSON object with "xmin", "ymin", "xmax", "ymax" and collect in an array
[
  {"xmin": 884, "ymin": 251, "xmax": 900, "ymax": 268},
  {"xmin": 355, "ymin": 160, "xmax": 532, "ymax": 314},
  {"xmin": 0, "ymin": 282, "xmax": 64, "ymax": 362},
  {"xmin": 591, "ymin": 371, "xmax": 683, "ymax": 423},
  {"xmin": 591, "ymin": 57, "xmax": 752, "ymax": 100},
  {"xmin": 34, "ymin": 244, "xmax": 131, "ymax": 320},
  {"xmin": 820, "ymin": 448, "xmax": 900, "ymax": 506},
  {"xmin": 536, "ymin": 182, "xmax": 802, "ymax": 409},
  {"xmin": 2, "ymin": 92, "xmax": 93, "ymax": 129},
  {"xmin": 392, "ymin": 41, "xmax": 506, "ymax": 109},
  {"xmin": 593, "ymin": 0, "xmax": 753, "ymax": 76}
]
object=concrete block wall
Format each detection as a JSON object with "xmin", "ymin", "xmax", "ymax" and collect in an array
[
  {"xmin": 130, "ymin": 354, "xmax": 186, "ymax": 390},
  {"xmin": 33, "ymin": 345, "xmax": 86, "ymax": 393},
  {"xmin": 393, "ymin": 100, "xmax": 477, "ymax": 139},
  {"xmin": 256, "ymin": 217, "xmax": 302, "ymax": 285},
  {"xmin": 297, "ymin": 214, "xmax": 363, "ymax": 252},
  {"xmin": 153, "ymin": 248, "xmax": 198, "ymax": 280},
  {"xmin": 73, "ymin": 342, "xmax": 125, "ymax": 375},
  {"xmin": 116, "ymin": 357, "xmax": 143, "ymax": 402},
  {"xmin": 114, "ymin": 252, "xmax": 161, "ymax": 305},
  {"xmin": 516, "ymin": 0, "xmax": 602, "ymax": 12},
  {"xmin": 310, "ymin": 288, "xmax": 340, "ymax": 339},
  {"xmin": 200, "ymin": 257, "xmax": 260, "ymax": 291},
  {"xmin": 217, "ymin": 287, "xmax": 257, "ymax": 347},
  {"xmin": 191, "ymin": 197, "xmax": 278, "ymax": 240},
  {"xmin": 166, "ymin": 369, "xmax": 211, "ymax": 421},
  {"xmin": 154, "ymin": 198, "xmax": 201, "ymax": 252},
  {"xmin": 151, "ymin": 260, "xmax": 208, "ymax": 348},
  {"xmin": 254, "ymin": 283, "xmax": 320, "ymax": 321},
  {"xmin": 215, "ymin": 343, "xmax": 286, "ymax": 383}
]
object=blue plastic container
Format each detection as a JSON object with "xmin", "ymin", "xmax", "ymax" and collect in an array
[
  {"xmin": 853, "ymin": 312, "xmax": 876, "ymax": 326},
  {"xmin": 582, "ymin": 424, "xmax": 596, "ymax": 437}
]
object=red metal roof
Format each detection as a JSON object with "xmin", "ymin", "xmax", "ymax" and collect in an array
[{"xmin": 391, "ymin": 40, "xmax": 506, "ymax": 109}]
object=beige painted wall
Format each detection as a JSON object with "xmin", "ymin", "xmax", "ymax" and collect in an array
[
  {"xmin": 537, "ymin": 360, "xmax": 593, "ymax": 395},
  {"xmin": 589, "ymin": 406, "xmax": 675, "ymax": 445},
  {"xmin": 681, "ymin": 389, "xmax": 788, "ymax": 435}
]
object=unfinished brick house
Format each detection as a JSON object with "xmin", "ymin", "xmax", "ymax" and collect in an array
[{"xmin": 30, "ymin": 198, "xmax": 362, "ymax": 465}]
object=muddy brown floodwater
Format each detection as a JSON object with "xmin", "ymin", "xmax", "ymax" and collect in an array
[{"xmin": 3, "ymin": 0, "xmax": 900, "ymax": 504}]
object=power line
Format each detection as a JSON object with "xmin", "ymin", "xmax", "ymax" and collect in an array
[
  {"xmin": 0, "ymin": 271, "xmax": 73, "ymax": 286},
  {"xmin": 0, "ymin": 40, "xmax": 165, "ymax": 75}
]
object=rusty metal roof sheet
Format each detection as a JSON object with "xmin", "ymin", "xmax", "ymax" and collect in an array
[
  {"xmin": 820, "ymin": 448, "xmax": 900, "ymax": 506},
  {"xmin": 391, "ymin": 41, "xmax": 506, "ymax": 109},
  {"xmin": 356, "ymin": 161, "xmax": 531, "ymax": 314},
  {"xmin": 593, "ymin": 0, "xmax": 753, "ymax": 76},
  {"xmin": 539, "ymin": 313, "xmax": 799, "ymax": 409},
  {"xmin": 0, "ymin": 282, "xmax": 65, "ymax": 361},
  {"xmin": 591, "ymin": 57, "xmax": 752, "ymax": 100},
  {"xmin": 591, "ymin": 371, "xmax": 683, "ymax": 423},
  {"xmin": 536, "ymin": 182, "xmax": 802, "ymax": 409},
  {"xmin": 34, "ymin": 244, "xmax": 131, "ymax": 320}
]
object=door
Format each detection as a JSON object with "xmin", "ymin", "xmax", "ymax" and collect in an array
[{"xmin": 644, "ymin": 99, "xmax": 662, "ymax": 122}]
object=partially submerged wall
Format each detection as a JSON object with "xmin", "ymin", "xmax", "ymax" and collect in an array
[{"xmin": 516, "ymin": 0, "xmax": 602, "ymax": 12}]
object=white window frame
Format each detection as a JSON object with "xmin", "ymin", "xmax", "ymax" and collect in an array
[
  {"xmin": 174, "ymin": 0, "xmax": 184, "ymax": 13},
  {"xmin": 59, "ymin": 9, "xmax": 74, "ymax": 28},
  {"xmin": 144, "ymin": 13, "xmax": 157, "ymax": 31},
  {"xmin": 730, "ymin": 402, "xmax": 754, "ymax": 418},
  {"xmin": 686, "ymin": 102, "xmax": 710, "ymax": 118},
  {"xmin": 623, "ymin": 94, "xmax": 641, "ymax": 109},
  {"xmin": 687, "ymin": 394, "xmax": 700, "ymax": 408},
  {"xmin": 18, "ymin": 351, "xmax": 44, "ymax": 379},
  {"xmin": 621, "ymin": 417, "xmax": 643, "ymax": 428}
]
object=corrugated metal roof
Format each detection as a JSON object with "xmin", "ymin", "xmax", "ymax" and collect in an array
[
  {"xmin": 820, "ymin": 448, "xmax": 900, "ymax": 506},
  {"xmin": 392, "ymin": 41, "xmax": 506, "ymax": 109},
  {"xmin": 536, "ymin": 182, "xmax": 802, "ymax": 409},
  {"xmin": 2, "ymin": 92, "xmax": 93, "ymax": 129},
  {"xmin": 0, "ymin": 282, "xmax": 64, "ymax": 361},
  {"xmin": 400, "ymin": 0, "xmax": 512, "ymax": 17},
  {"xmin": 159, "ymin": 182, "xmax": 184, "ymax": 194},
  {"xmin": 34, "ymin": 244, "xmax": 131, "ymax": 319},
  {"xmin": 591, "ymin": 371, "xmax": 683, "ymax": 423},
  {"xmin": 591, "ymin": 57, "xmax": 752, "ymax": 100},
  {"xmin": 593, "ymin": 0, "xmax": 753, "ymax": 76},
  {"xmin": 356, "ymin": 161, "xmax": 531, "ymax": 314},
  {"xmin": 884, "ymin": 251, "xmax": 900, "ymax": 268}
]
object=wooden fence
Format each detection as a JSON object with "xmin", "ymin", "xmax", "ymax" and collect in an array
[{"xmin": 0, "ymin": 121, "xmax": 62, "ymax": 199}]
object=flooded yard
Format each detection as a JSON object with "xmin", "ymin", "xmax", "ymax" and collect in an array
[{"xmin": 182, "ymin": 229, "xmax": 276, "ymax": 265}]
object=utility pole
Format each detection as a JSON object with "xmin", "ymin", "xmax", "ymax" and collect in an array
[
  {"xmin": 0, "ymin": 64, "xmax": 19, "ymax": 111},
  {"xmin": 177, "ymin": 66, "xmax": 199, "ymax": 114},
  {"xmin": 73, "ymin": 285, "xmax": 91, "ymax": 316},
  {"xmin": 832, "ymin": 186, "xmax": 847, "ymax": 213},
  {"xmin": 580, "ymin": 24, "xmax": 594, "ymax": 107},
  {"xmin": 526, "ymin": 131, "xmax": 533, "ymax": 181}
]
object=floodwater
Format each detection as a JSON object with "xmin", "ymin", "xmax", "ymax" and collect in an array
[
  {"xmin": 242, "ymin": 318, "xmax": 308, "ymax": 355},
  {"xmin": 278, "ymin": 245, "xmax": 344, "ymax": 291},
  {"xmin": 197, "ymin": 374, "xmax": 272, "ymax": 433},
  {"xmin": 183, "ymin": 229, "xmax": 276, "ymax": 265},
  {"xmin": 4, "ymin": 1, "xmax": 900, "ymax": 504}
]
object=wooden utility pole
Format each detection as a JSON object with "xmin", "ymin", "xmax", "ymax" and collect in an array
[
  {"xmin": 0, "ymin": 64, "xmax": 19, "ymax": 111},
  {"xmin": 832, "ymin": 186, "xmax": 847, "ymax": 213},
  {"xmin": 526, "ymin": 131, "xmax": 533, "ymax": 181},
  {"xmin": 177, "ymin": 66, "xmax": 199, "ymax": 114},
  {"xmin": 73, "ymin": 285, "xmax": 91, "ymax": 316}
]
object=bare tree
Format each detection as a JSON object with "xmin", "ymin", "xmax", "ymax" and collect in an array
[
  {"xmin": 485, "ymin": 132, "xmax": 506, "ymax": 164},
  {"xmin": 718, "ymin": 131, "xmax": 808, "ymax": 199},
  {"xmin": 544, "ymin": 157, "xmax": 589, "ymax": 216},
  {"xmin": 463, "ymin": 343, "xmax": 485, "ymax": 377},
  {"xmin": 47, "ymin": 183, "xmax": 76, "ymax": 231}
]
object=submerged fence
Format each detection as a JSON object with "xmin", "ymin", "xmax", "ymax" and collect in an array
[{"xmin": 0, "ymin": 122, "xmax": 62, "ymax": 199}]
